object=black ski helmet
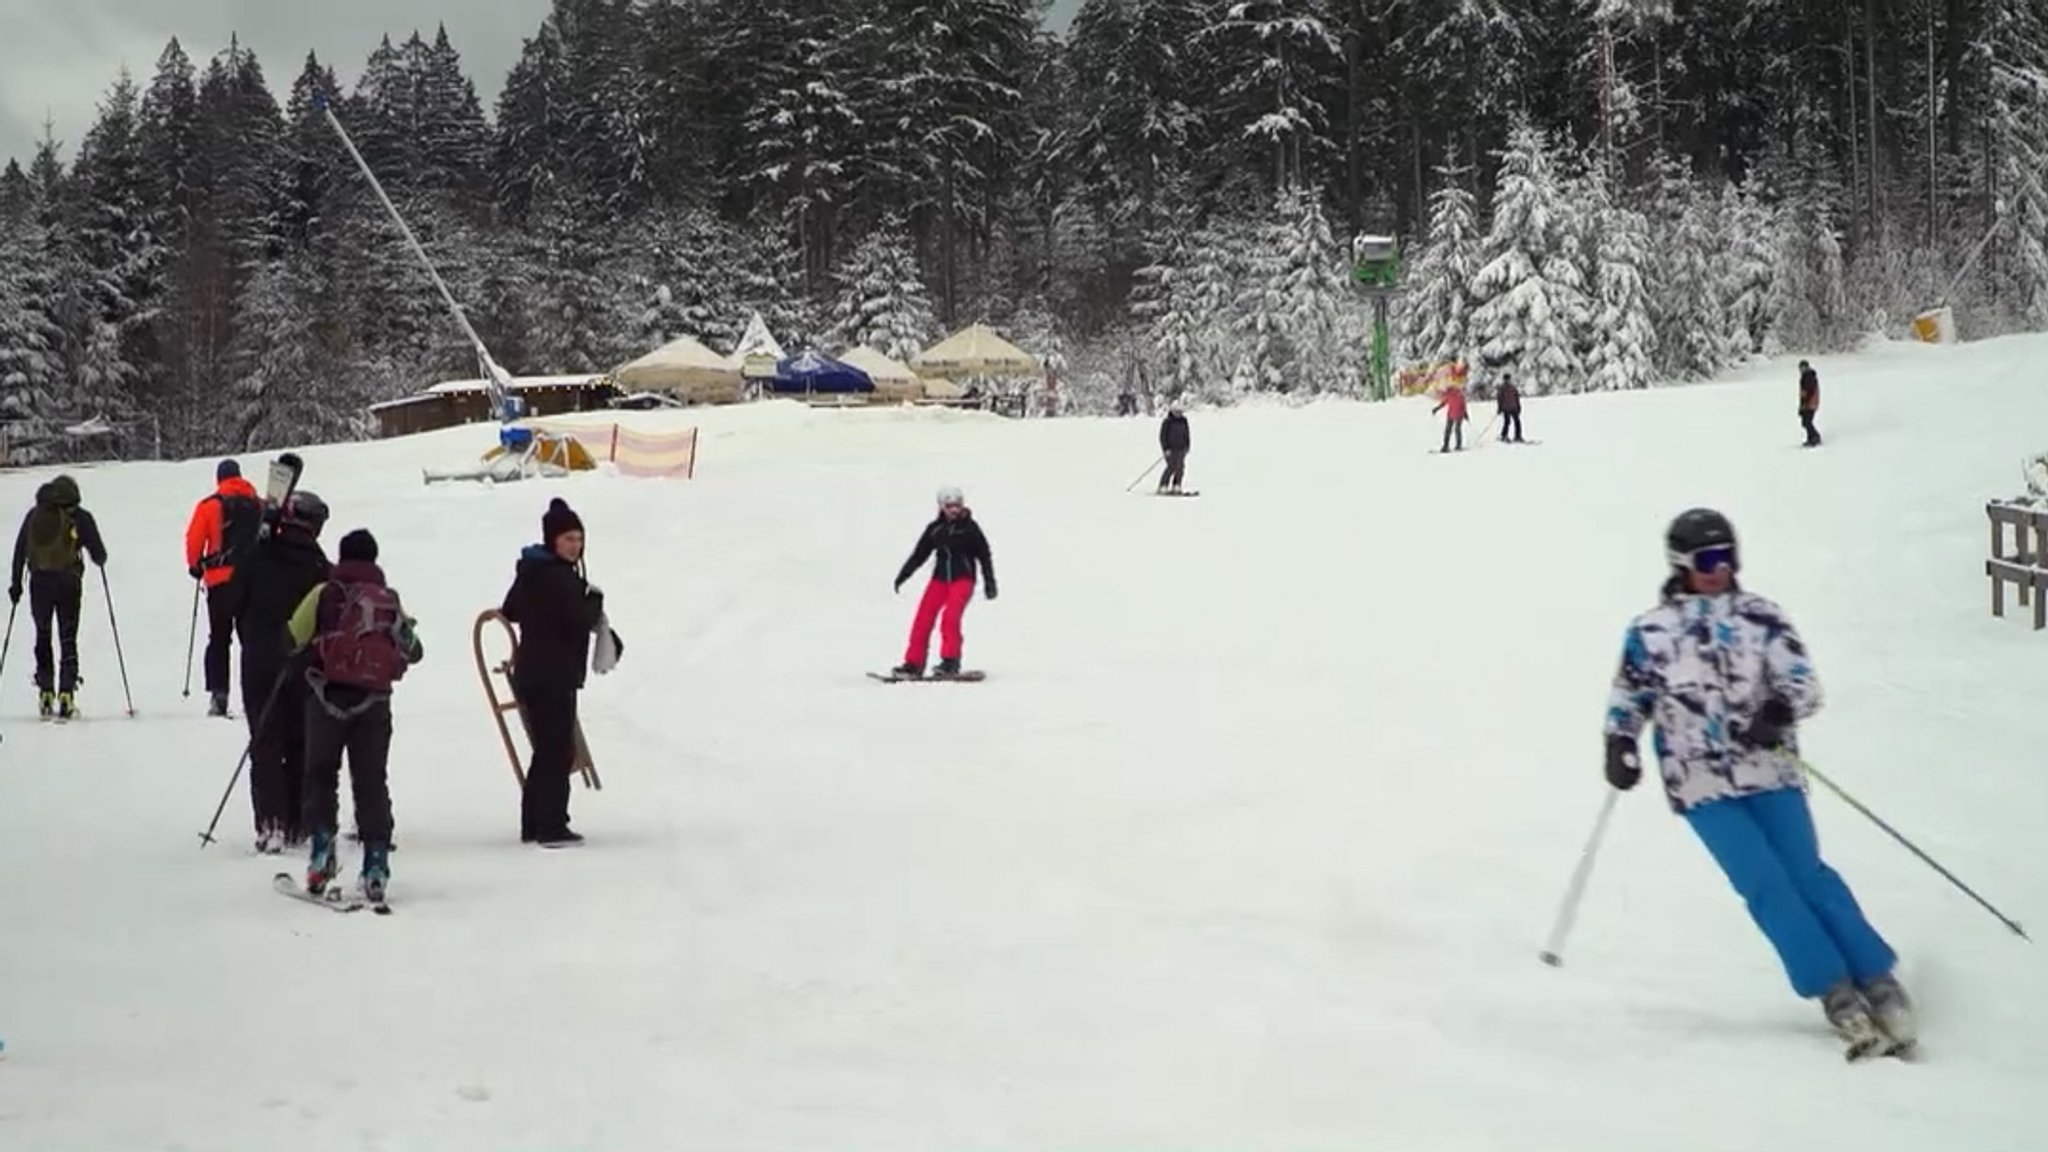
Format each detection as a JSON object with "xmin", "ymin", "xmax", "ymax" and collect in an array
[
  {"xmin": 282, "ymin": 490, "xmax": 329, "ymax": 533},
  {"xmin": 1665, "ymin": 507, "xmax": 1737, "ymax": 572}
]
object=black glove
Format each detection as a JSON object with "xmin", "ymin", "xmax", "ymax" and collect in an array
[
  {"xmin": 893, "ymin": 575, "xmax": 907, "ymax": 593},
  {"xmin": 189, "ymin": 563, "xmax": 204, "ymax": 580},
  {"xmin": 6, "ymin": 585, "xmax": 17, "ymax": 605},
  {"xmin": 1605, "ymin": 735, "xmax": 1642, "ymax": 791},
  {"xmin": 610, "ymin": 629, "xmax": 624, "ymax": 660},
  {"xmin": 984, "ymin": 577, "xmax": 998, "ymax": 600},
  {"xmin": 1735, "ymin": 697, "xmax": 1796, "ymax": 750},
  {"xmin": 585, "ymin": 588, "xmax": 604, "ymax": 616}
]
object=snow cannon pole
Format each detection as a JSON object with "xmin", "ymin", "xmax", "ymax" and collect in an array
[
  {"xmin": 317, "ymin": 93, "xmax": 515, "ymax": 421},
  {"xmin": 1800, "ymin": 760, "xmax": 2027, "ymax": 940}
]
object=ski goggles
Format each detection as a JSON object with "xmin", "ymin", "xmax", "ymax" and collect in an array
[{"xmin": 1670, "ymin": 544, "xmax": 1737, "ymax": 574}]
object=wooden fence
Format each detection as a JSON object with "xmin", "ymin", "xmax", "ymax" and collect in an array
[{"xmin": 1985, "ymin": 501, "xmax": 2048, "ymax": 630}]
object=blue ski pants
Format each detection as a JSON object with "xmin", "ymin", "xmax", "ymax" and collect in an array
[{"xmin": 1683, "ymin": 787, "xmax": 1896, "ymax": 998}]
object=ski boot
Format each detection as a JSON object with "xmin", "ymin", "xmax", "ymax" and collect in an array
[
  {"xmin": 305, "ymin": 830, "xmax": 340, "ymax": 895},
  {"xmin": 36, "ymin": 691, "xmax": 53, "ymax": 720},
  {"xmin": 890, "ymin": 661, "xmax": 924, "ymax": 680},
  {"xmin": 56, "ymin": 691, "xmax": 75, "ymax": 721},
  {"xmin": 933, "ymin": 657, "xmax": 963, "ymax": 679},
  {"xmin": 1822, "ymin": 979, "xmax": 1890, "ymax": 1060},
  {"xmin": 1859, "ymin": 972, "xmax": 1917, "ymax": 1051},
  {"xmin": 207, "ymin": 691, "xmax": 229, "ymax": 718},
  {"xmin": 255, "ymin": 821, "xmax": 286, "ymax": 856},
  {"xmin": 359, "ymin": 842, "xmax": 390, "ymax": 904}
]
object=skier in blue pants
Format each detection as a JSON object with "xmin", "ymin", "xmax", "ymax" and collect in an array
[{"xmin": 1601, "ymin": 508, "xmax": 1915, "ymax": 1055}]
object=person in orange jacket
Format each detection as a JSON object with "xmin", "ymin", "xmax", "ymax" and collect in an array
[
  {"xmin": 185, "ymin": 459, "xmax": 263, "ymax": 716},
  {"xmin": 1432, "ymin": 382, "xmax": 1470, "ymax": 452}
]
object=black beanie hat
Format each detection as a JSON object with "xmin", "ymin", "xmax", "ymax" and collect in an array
[
  {"xmin": 338, "ymin": 528, "xmax": 378, "ymax": 563},
  {"xmin": 542, "ymin": 498, "xmax": 583, "ymax": 547},
  {"xmin": 217, "ymin": 458, "xmax": 240, "ymax": 482}
]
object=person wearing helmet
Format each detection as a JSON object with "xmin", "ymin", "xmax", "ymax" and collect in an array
[
  {"xmin": 1158, "ymin": 405, "xmax": 1190, "ymax": 493},
  {"xmin": 227, "ymin": 489, "xmax": 332, "ymax": 854},
  {"xmin": 1601, "ymin": 508, "xmax": 1911, "ymax": 1057},
  {"xmin": 890, "ymin": 486, "xmax": 996, "ymax": 678}
]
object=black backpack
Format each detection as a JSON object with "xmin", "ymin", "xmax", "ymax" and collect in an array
[
  {"xmin": 211, "ymin": 493, "xmax": 263, "ymax": 571},
  {"xmin": 25, "ymin": 504, "xmax": 79, "ymax": 572}
]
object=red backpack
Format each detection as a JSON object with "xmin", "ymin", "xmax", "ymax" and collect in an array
[{"xmin": 314, "ymin": 582, "xmax": 409, "ymax": 691}]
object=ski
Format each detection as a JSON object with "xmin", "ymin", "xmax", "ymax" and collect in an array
[
  {"xmin": 273, "ymin": 871, "xmax": 365, "ymax": 913},
  {"xmin": 867, "ymin": 670, "xmax": 987, "ymax": 683},
  {"xmin": 1151, "ymin": 490, "xmax": 1200, "ymax": 497}
]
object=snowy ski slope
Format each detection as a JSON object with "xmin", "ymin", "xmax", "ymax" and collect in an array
[{"xmin": 0, "ymin": 335, "xmax": 2042, "ymax": 1151}]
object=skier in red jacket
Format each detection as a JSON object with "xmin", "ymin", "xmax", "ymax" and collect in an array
[{"xmin": 1433, "ymin": 383, "xmax": 1470, "ymax": 452}]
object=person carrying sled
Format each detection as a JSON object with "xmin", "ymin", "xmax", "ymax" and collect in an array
[
  {"xmin": 1432, "ymin": 382, "xmax": 1469, "ymax": 452},
  {"xmin": 1602, "ymin": 507, "xmax": 1912, "ymax": 1058},
  {"xmin": 890, "ymin": 486, "xmax": 996, "ymax": 679},
  {"xmin": 229, "ymin": 490, "xmax": 331, "ymax": 853},
  {"xmin": 8, "ymin": 474, "xmax": 108, "ymax": 720},
  {"xmin": 285, "ymin": 528, "xmax": 421, "ymax": 902},
  {"xmin": 1158, "ymin": 406, "xmax": 1191, "ymax": 493},
  {"xmin": 500, "ymin": 498, "xmax": 608, "ymax": 847},
  {"xmin": 1496, "ymin": 374, "xmax": 1524, "ymax": 443},
  {"xmin": 1797, "ymin": 360, "xmax": 1822, "ymax": 447},
  {"xmin": 184, "ymin": 458, "xmax": 263, "ymax": 717}
]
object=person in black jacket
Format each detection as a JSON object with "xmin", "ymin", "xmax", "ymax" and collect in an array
[
  {"xmin": 229, "ymin": 489, "xmax": 331, "ymax": 854},
  {"xmin": 501, "ymin": 498, "xmax": 605, "ymax": 847},
  {"xmin": 1496, "ymin": 374, "xmax": 1524, "ymax": 443},
  {"xmin": 9, "ymin": 474, "xmax": 108, "ymax": 720},
  {"xmin": 891, "ymin": 486, "xmax": 996, "ymax": 678},
  {"xmin": 1158, "ymin": 406, "xmax": 1191, "ymax": 492},
  {"xmin": 1798, "ymin": 360, "xmax": 1822, "ymax": 447}
]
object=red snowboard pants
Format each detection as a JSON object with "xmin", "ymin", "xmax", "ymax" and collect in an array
[{"xmin": 905, "ymin": 577, "xmax": 975, "ymax": 664}]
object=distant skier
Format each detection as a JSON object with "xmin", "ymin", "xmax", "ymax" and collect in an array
[
  {"xmin": 184, "ymin": 458, "xmax": 263, "ymax": 716},
  {"xmin": 286, "ymin": 528, "xmax": 422, "ymax": 901},
  {"xmin": 230, "ymin": 490, "xmax": 331, "ymax": 853},
  {"xmin": 1158, "ymin": 405, "xmax": 1191, "ymax": 493},
  {"xmin": 1496, "ymin": 374, "xmax": 1524, "ymax": 443},
  {"xmin": 1602, "ymin": 508, "xmax": 1912, "ymax": 1058},
  {"xmin": 1432, "ymin": 382, "xmax": 1469, "ymax": 452},
  {"xmin": 8, "ymin": 474, "xmax": 107, "ymax": 720},
  {"xmin": 891, "ymin": 486, "xmax": 996, "ymax": 679},
  {"xmin": 1797, "ymin": 360, "xmax": 1822, "ymax": 447},
  {"xmin": 500, "ymin": 498, "xmax": 606, "ymax": 847}
]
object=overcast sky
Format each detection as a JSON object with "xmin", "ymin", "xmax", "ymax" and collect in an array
[{"xmin": 0, "ymin": 0, "xmax": 1083, "ymax": 170}]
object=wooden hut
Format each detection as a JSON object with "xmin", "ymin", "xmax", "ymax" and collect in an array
[{"xmin": 369, "ymin": 374, "xmax": 620, "ymax": 439}]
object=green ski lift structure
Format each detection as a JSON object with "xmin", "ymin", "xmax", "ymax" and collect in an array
[{"xmin": 1351, "ymin": 234, "xmax": 1401, "ymax": 401}]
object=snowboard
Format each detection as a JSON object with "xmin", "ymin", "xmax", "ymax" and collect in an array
[{"xmin": 867, "ymin": 670, "xmax": 987, "ymax": 683}]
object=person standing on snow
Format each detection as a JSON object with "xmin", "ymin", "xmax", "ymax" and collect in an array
[
  {"xmin": 9, "ymin": 474, "xmax": 108, "ymax": 720},
  {"xmin": 891, "ymin": 486, "xmax": 996, "ymax": 679},
  {"xmin": 1157, "ymin": 405, "xmax": 1191, "ymax": 493},
  {"xmin": 1496, "ymin": 374, "xmax": 1524, "ymax": 443},
  {"xmin": 184, "ymin": 458, "xmax": 264, "ymax": 717},
  {"xmin": 1602, "ymin": 508, "xmax": 1911, "ymax": 1058},
  {"xmin": 286, "ymin": 528, "xmax": 421, "ymax": 902},
  {"xmin": 229, "ymin": 490, "xmax": 331, "ymax": 853},
  {"xmin": 1432, "ymin": 382, "xmax": 1469, "ymax": 452},
  {"xmin": 1797, "ymin": 360, "xmax": 1822, "ymax": 447},
  {"xmin": 500, "ymin": 498, "xmax": 606, "ymax": 848}
]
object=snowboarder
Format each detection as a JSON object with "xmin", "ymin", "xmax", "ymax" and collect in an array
[
  {"xmin": 184, "ymin": 458, "xmax": 263, "ymax": 716},
  {"xmin": 1797, "ymin": 361, "xmax": 1822, "ymax": 447},
  {"xmin": 500, "ymin": 498, "xmax": 605, "ymax": 847},
  {"xmin": 286, "ymin": 528, "xmax": 421, "ymax": 902},
  {"xmin": 1158, "ymin": 406, "xmax": 1191, "ymax": 492},
  {"xmin": 1496, "ymin": 375, "xmax": 1524, "ymax": 443},
  {"xmin": 890, "ymin": 486, "xmax": 996, "ymax": 679},
  {"xmin": 8, "ymin": 475, "xmax": 107, "ymax": 720},
  {"xmin": 1432, "ymin": 383, "xmax": 1469, "ymax": 452},
  {"xmin": 1602, "ymin": 507, "xmax": 1912, "ymax": 1058},
  {"xmin": 229, "ymin": 490, "xmax": 331, "ymax": 853}
]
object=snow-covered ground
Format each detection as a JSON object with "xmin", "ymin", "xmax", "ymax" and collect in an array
[{"xmin": 0, "ymin": 336, "xmax": 2043, "ymax": 1151}]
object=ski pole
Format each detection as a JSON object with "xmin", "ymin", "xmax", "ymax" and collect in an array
[
  {"xmin": 98, "ymin": 567, "xmax": 134, "ymax": 717},
  {"xmin": 0, "ymin": 597, "xmax": 15, "ymax": 686},
  {"xmin": 1124, "ymin": 455, "xmax": 1163, "ymax": 492},
  {"xmin": 1540, "ymin": 789, "xmax": 1621, "ymax": 967},
  {"xmin": 197, "ymin": 665, "xmax": 291, "ymax": 848},
  {"xmin": 1801, "ymin": 760, "xmax": 2028, "ymax": 940},
  {"xmin": 182, "ymin": 578, "xmax": 200, "ymax": 698}
]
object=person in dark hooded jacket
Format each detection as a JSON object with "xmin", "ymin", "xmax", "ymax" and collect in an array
[
  {"xmin": 9, "ymin": 474, "xmax": 108, "ymax": 720},
  {"xmin": 228, "ymin": 489, "xmax": 331, "ymax": 853},
  {"xmin": 1157, "ymin": 407, "xmax": 1191, "ymax": 493},
  {"xmin": 500, "ymin": 498, "xmax": 606, "ymax": 847}
]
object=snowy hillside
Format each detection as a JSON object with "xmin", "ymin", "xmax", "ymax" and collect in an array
[{"xmin": 0, "ymin": 337, "xmax": 2043, "ymax": 1151}]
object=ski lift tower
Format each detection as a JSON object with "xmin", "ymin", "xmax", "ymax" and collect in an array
[{"xmin": 1351, "ymin": 234, "xmax": 1401, "ymax": 401}]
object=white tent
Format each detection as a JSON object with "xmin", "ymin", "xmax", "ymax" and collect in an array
[
  {"xmin": 727, "ymin": 311, "xmax": 786, "ymax": 380},
  {"xmin": 613, "ymin": 334, "xmax": 745, "ymax": 403}
]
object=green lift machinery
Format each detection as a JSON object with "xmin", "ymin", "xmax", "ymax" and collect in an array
[{"xmin": 1350, "ymin": 234, "xmax": 1401, "ymax": 401}]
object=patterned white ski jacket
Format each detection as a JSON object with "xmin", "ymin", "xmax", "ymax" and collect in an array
[{"xmin": 1602, "ymin": 586, "xmax": 1823, "ymax": 813}]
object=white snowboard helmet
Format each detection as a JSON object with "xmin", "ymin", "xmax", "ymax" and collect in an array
[{"xmin": 935, "ymin": 485, "xmax": 965, "ymax": 506}]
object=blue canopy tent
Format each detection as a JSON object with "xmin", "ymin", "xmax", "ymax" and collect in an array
[{"xmin": 768, "ymin": 350, "xmax": 875, "ymax": 394}]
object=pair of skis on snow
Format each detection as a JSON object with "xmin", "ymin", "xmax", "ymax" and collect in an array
[{"xmin": 272, "ymin": 871, "xmax": 391, "ymax": 915}]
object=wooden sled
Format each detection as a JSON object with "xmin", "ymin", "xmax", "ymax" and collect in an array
[{"xmin": 473, "ymin": 609, "xmax": 601, "ymax": 790}]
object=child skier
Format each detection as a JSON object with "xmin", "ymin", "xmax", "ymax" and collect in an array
[
  {"xmin": 1158, "ymin": 406, "xmax": 1191, "ymax": 492},
  {"xmin": 286, "ymin": 528, "xmax": 421, "ymax": 902},
  {"xmin": 9, "ymin": 475, "xmax": 109, "ymax": 720},
  {"xmin": 1432, "ymin": 382, "xmax": 1469, "ymax": 452},
  {"xmin": 891, "ymin": 486, "xmax": 997, "ymax": 678},
  {"xmin": 500, "ymin": 498, "xmax": 606, "ymax": 847},
  {"xmin": 1602, "ymin": 507, "xmax": 1912, "ymax": 1058}
]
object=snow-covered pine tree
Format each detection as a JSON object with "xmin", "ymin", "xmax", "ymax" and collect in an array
[
  {"xmin": 1718, "ymin": 179, "xmax": 1779, "ymax": 357},
  {"xmin": 1198, "ymin": 0, "xmax": 1342, "ymax": 191},
  {"xmin": 225, "ymin": 250, "xmax": 356, "ymax": 450},
  {"xmin": 1402, "ymin": 150, "xmax": 1483, "ymax": 367},
  {"xmin": 1059, "ymin": 0, "xmax": 1207, "ymax": 232},
  {"xmin": 1642, "ymin": 154, "xmax": 1728, "ymax": 379},
  {"xmin": 1582, "ymin": 180, "xmax": 1658, "ymax": 391},
  {"xmin": 519, "ymin": 192, "xmax": 633, "ymax": 373},
  {"xmin": 1987, "ymin": 0, "xmax": 2048, "ymax": 326},
  {"xmin": 1766, "ymin": 122, "xmax": 1854, "ymax": 354},
  {"xmin": 417, "ymin": 26, "xmax": 492, "ymax": 204},
  {"xmin": 68, "ymin": 70, "xmax": 165, "ymax": 441},
  {"xmin": 1131, "ymin": 225, "xmax": 1207, "ymax": 400},
  {"xmin": 1277, "ymin": 190, "xmax": 1349, "ymax": 393},
  {"xmin": 739, "ymin": 1, "xmax": 865, "ymax": 291},
  {"xmin": 0, "ymin": 218, "xmax": 67, "ymax": 461},
  {"xmin": 1231, "ymin": 202, "xmax": 1294, "ymax": 392},
  {"xmin": 831, "ymin": 217, "xmax": 937, "ymax": 362},
  {"xmin": 1468, "ymin": 121, "xmax": 1587, "ymax": 394},
  {"xmin": 625, "ymin": 207, "xmax": 743, "ymax": 352}
]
